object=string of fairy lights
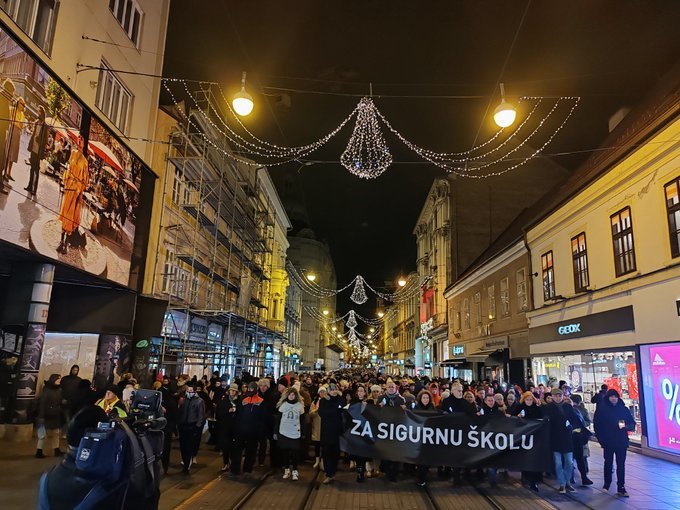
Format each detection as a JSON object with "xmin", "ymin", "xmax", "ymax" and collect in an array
[
  {"xmin": 286, "ymin": 262, "xmax": 426, "ymax": 305},
  {"xmin": 161, "ymin": 78, "xmax": 582, "ymax": 179},
  {"xmin": 303, "ymin": 304, "xmax": 395, "ymax": 359}
]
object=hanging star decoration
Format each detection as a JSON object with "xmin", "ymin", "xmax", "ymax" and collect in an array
[{"xmin": 340, "ymin": 97, "xmax": 392, "ymax": 179}]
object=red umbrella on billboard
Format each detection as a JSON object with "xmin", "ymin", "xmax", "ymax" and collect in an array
[
  {"xmin": 88, "ymin": 140, "xmax": 123, "ymax": 171},
  {"xmin": 123, "ymin": 178, "xmax": 139, "ymax": 193},
  {"xmin": 45, "ymin": 117, "xmax": 79, "ymax": 142}
]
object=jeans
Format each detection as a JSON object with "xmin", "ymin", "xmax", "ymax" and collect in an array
[
  {"xmin": 603, "ymin": 444, "xmax": 627, "ymax": 490},
  {"xmin": 552, "ymin": 451, "xmax": 574, "ymax": 486}
]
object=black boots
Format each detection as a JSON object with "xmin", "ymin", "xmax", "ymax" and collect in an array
[
  {"xmin": 35, "ymin": 449, "xmax": 45, "ymax": 459},
  {"xmin": 356, "ymin": 467, "xmax": 365, "ymax": 483}
]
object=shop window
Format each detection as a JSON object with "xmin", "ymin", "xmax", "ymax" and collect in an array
[
  {"xmin": 1, "ymin": 0, "xmax": 58, "ymax": 54},
  {"xmin": 487, "ymin": 285, "xmax": 496, "ymax": 321},
  {"xmin": 611, "ymin": 207, "xmax": 636, "ymax": 277},
  {"xmin": 571, "ymin": 232, "xmax": 589, "ymax": 293},
  {"xmin": 665, "ymin": 176, "xmax": 680, "ymax": 258},
  {"xmin": 108, "ymin": 0, "xmax": 143, "ymax": 47},
  {"xmin": 95, "ymin": 61, "xmax": 133, "ymax": 134},
  {"xmin": 500, "ymin": 277, "xmax": 510, "ymax": 317},
  {"xmin": 474, "ymin": 292, "xmax": 482, "ymax": 325},
  {"xmin": 541, "ymin": 251, "xmax": 555, "ymax": 301},
  {"xmin": 463, "ymin": 298, "xmax": 470, "ymax": 330},
  {"xmin": 516, "ymin": 267, "xmax": 528, "ymax": 311}
]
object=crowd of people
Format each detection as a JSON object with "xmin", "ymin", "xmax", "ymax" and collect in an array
[{"xmin": 32, "ymin": 367, "xmax": 636, "ymax": 499}]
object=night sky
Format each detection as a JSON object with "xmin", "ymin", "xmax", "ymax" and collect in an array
[{"xmin": 163, "ymin": 1, "xmax": 680, "ymax": 315}]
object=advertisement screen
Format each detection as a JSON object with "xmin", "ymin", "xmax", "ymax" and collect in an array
[
  {"xmin": 0, "ymin": 26, "xmax": 147, "ymax": 287},
  {"xmin": 640, "ymin": 342, "xmax": 680, "ymax": 455}
]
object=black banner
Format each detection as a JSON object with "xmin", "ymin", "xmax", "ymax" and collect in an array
[{"xmin": 340, "ymin": 404, "xmax": 553, "ymax": 471}]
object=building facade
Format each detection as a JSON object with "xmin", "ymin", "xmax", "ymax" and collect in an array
[
  {"xmin": 525, "ymin": 65, "xmax": 680, "ymax": 460},
  {"xmin": 143, "ymin": 99, "xmax": 291, "ymax": 381},
  {"xmin": 286, "ymin": 229, "xmax": 339, "ymax": 371},
  {"xmin": 444, "ymin": 239, "xmax": 532, "ymax": 384},
  {"xmin": 0, "ymin": 1, "xmax": 169, "ymax": 436}
]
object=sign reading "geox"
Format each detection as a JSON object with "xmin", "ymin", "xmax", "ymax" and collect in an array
[{"xmin": 557, "ymin": 323, "xmax": 581, "ymax": 335}]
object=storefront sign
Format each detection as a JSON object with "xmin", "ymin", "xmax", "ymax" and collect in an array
[
  {"xmin": 529, "ymin": 306, "xmax": 635, "ymax": 344},
  {"xmin": 189, "ymin": 317, "xmax": 208, "ymax": 342},
  {"xmin": 640, "ymin": 342, "xmax": 680, "ymax": 455},
  {"xmin": 483, "ymin": 337, "xmax": 509, "ymax": 350},
  {"xmin": 451, "ymin": 344, "xmax": 465, "ymax": 357},
  {"xmin": 558, "ymin": 323, "xmax": 581, "ymax": 335},
  {"xmin": 341, "ymin": 404, "xmax": 552, "ymax": 470}
]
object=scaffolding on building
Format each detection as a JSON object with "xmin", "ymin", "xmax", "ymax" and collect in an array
[{"xmin": 150, "ymin": 87, "xmax": 287, "ymax": 379}]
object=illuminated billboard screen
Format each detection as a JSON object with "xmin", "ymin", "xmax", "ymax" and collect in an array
[
  {"xmin": 640, "ymin": 342, "xmax": 680, "ymax": 455},
  {"xmin": 0, "ymin": 26, "xmax": 148, "ymax": 287}
]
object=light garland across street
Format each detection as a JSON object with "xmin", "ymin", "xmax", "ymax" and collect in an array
[{"xmin": 162, "ymin": 78, "xmax": 581, "ymax": 179}]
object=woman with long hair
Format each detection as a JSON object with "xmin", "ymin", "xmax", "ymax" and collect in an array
[{"xmin": 276, "ymin": 386, "xmax": 305, "ymax": 481}]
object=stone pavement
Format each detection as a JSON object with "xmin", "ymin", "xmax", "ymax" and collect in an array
[
  {"xmin": 537, "ymin": 442, "xmax": 680, "ymax": 510},
  {"xmin": 2, "ymin": 432, "xmax": 679, "ymax": 510}
]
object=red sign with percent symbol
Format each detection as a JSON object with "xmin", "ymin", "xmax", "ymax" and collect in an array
[{"xmin": 650, "ymin": 344, "xmax": 680, "ymax": 453}]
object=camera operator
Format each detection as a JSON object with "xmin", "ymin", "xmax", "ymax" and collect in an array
[{"xmin": 39, "ymin": 390, "xmax": 166, "ymax": 510}]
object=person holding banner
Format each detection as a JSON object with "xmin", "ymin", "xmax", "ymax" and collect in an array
[
  {"xmin": 517, "ymin": 391, "xmax": 543, "ymax": 492},
  {"xmin": 350, "ymin": 385, "xmax": 370, "ymax": 482},
  {"xmin": 377, "ymin": 379, "xmax": 406, "ymax": 482},
  {"xmin": 317, "ymin": 383, "xmax": 344, "ymax": 484},
  {"xmin": 414, "ymin": 390, "xmax": 436, "ymax": 487},
  {"xmin": 542, "ymin": 388, "xmax": 580, "ymax": 494}
]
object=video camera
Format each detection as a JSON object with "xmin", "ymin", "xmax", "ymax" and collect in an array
[{"xmin": 127, "ymin": 388, "xmax": 167, "ymax": 434}]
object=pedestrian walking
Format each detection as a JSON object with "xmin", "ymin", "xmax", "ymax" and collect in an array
[
  {"xmin": 317, "ymin": 383, "xmax": 344, "ymax": 484},
  {"xmin": 542, "ymin": 388, "xmax": 580, "ymax": 494},
  {"xmin": 594, "ymin": 389, "xmax": 635, "ymax": 497},
  {"xmin": 26, "ymin": 105, "xmax": 47, "ymax": 195},
  {"xmin": 414, "ymin": 390, "xmax": 436, "ymax": 487},
  {"xmin": 231, "ymin": 382, "xmax": 265, "ymax": 477},
  {"xmin": 517, "ymin": 391, "xmax": 543, "ymax": 492},
  {"xmin": 35, "ymin": 374, "xmax": 63, "ymax": 458},
  {"xmin": 377, "ymin": 379, "xmax": 405, "ymax": 482},
  {"xmin": 276, "ymin": 387, "xmax": 305, "ymax": 481},
  {"xmin": 215, "ymin": 383, "xmax": 239, "ymax": 472},
  {"xmin": 177, "ymin": 383, "xmax": 206, "ymax": 473}
]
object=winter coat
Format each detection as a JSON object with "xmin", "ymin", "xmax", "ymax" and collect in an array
[
  {"xmin": 317, "ymin": 394, "xmax": 344, "ymax": 444},
  {"xmin": 177, "ymin": 394, "xmax": 206, "ymax": 427},
  {"xmin": 36, "ymin": 382, "xmax": 62, "ymax": 429},
  {"xmin": 216, "ymin": 395, "xmax": 238, "ymax": 445},
  {"xmin": 378, "ymin": 391, "xmax": 405, "ymax": 408},
  {"xmin": 593, "ymin": 397, "xmax": 635, "ymax": 449},
  {"xmin": 439, "ymin": 395, "xmax": 477, "ymax": 416},
  {"xmin": 234, "ymin": 394, "xmax": 265, "ymax": 439},
  {"xmin": 309, "ymin": 401, "xmax": 321, "ymax": 442},
  {"xmin": 516, "ymin": 403, "xmax": 542, "ymax": 420},
  {"xmin": 59, "ymin": 374, "xmax": 81, "ymax": 403},
  {"xmin": 542, "ymin": 401, "xmax": 581, "ymax": 453}
]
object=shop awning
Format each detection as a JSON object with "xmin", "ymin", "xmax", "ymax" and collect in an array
[{"xmin": 439, "ymin": 359, "xmax": 467, "ymax": 366}]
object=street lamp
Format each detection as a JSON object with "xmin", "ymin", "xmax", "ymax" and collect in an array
[
  {"xmin": 493, "ymin": 83, "xmax": 516, "ymax": 128},
  {"xmin": 377, "ymin": 311, "xmax": 384, "ymax": 318},
  {"xmin": 370, "ymin": 327, "xmax": 375, "ymax": 333},
  {"xmin": 397, "ymin": 277, "xmax": 407, "ymax": 287},
  {"xmin": 232, "ymin": 71, "xmax": 254, "ymax": 117},
  {"xmin": 331, "ymin": 326, "xmax": 337, "ymax": 332},
  {"xmin": 322, "ymin": 309, "xmax": 329, "ymax": 316},
  {"xmin": 306, "ymin": 273, "xmax": 317, "ymax": 282}
]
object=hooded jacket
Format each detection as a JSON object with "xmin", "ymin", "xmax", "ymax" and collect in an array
[{"xmin": 593, "ymin": 389, "xmax": 635, "ymax": 449}]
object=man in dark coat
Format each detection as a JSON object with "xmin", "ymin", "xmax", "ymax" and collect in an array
[
  {"xmin": 593, "ymin": 389, "xmax": 635, "ymax": 497},
  {"xmin": 590, "ymin": 384, "xmax": 608, "ymax": 406},
  {"xmin": 377, "ymin": 379, "xmax": 406, "ymax": 482},
  {"xmin": 317, "ymin": 383, "xmax": 345, "ymax": 484},
  {"xmin": 439, "ymin": 382, "xmax": 477, "ymax": 485},
  {"xmin": 541, "ymin": 388, "xmax": 581, "ymax": 494},
  {"xmin": 231, "ymin": 381, "xmax": 265, "ymax": 477},
  {"xmin": 35, "ymin": 374, "xmax": 64, "ymax": 458},
  {"xmin": 60, "ymin": 365, "xmax": 81, "ymax": 421},
  {"xmin": 177, "ymin": 383, "xmax": 206, "ymax": 473}
]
